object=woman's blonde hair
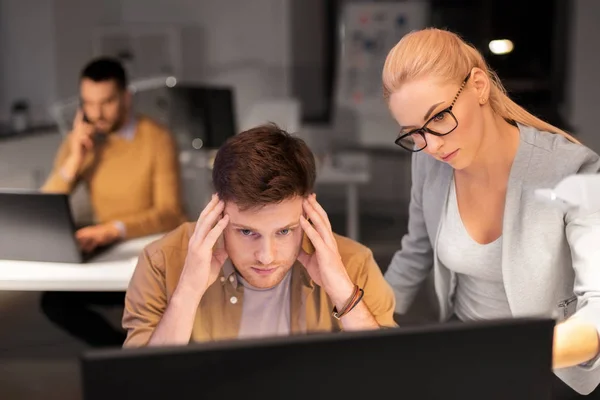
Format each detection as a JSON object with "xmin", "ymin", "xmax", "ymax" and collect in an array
[{"xmin": 382, "ymin": 28, "xmax": 578, "ymax": 143}]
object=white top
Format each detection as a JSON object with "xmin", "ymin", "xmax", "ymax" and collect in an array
[
  {"xmin": 437, "ymin": 180, "xmax": 512, "ymax": 321},
  {"xmin": 0, "ymin": 234, "xmax": 161, "ymax": 291}
]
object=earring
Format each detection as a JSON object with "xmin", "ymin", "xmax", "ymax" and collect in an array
[{"xmin": 480, "ymin": 97, "xmax": 487, "ymax": 104}]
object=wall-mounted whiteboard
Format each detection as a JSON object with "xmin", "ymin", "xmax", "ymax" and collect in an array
[{"xmin": 334, "ymin": 2, "xmax": 430, "ymax": 148}]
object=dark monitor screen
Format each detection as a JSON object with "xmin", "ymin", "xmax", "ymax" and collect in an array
[
  {"xmin": 81, "ymin": 318, "xmax": 555, "ymax": 400},
  {"xmin": 168, "ymin": 85, "xmax": 236, "ymax": 150}
]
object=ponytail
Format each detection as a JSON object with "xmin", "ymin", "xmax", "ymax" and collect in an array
[{"xmin": 487, "ymin": 70, "xmax": 579, "ymax": 144}]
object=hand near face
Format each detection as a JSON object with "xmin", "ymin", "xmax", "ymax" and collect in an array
[
  {"xmin": 181, "ymin": 194, "xmax": 230, "ymax": 295},
  {"xmin": 69, "ymin": 109, "xmax": 97, "ymax": 162},
  {"xmin": 76, "ymin": 223, "xmax": 121, "ymax": 253},
  {"xmin": 298, "ymin": 194, "xmax": 354, "ymax": 305}
]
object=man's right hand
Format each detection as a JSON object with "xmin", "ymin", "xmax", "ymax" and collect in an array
[
  {"xmin": 146, "ymin": 194, "xmax": 229, "ymax": 346},
  {"xmin": 61, "ymin": 110, "xmax": 96, "ymax": 180},
  {"xmin": 178, "ymin": 194, "xmax": 230, "ymax": 299}
]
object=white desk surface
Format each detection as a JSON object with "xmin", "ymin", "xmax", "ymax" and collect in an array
[{"xmin": 0, "ymin": 234, "xmax": 162, "ymax": 292}]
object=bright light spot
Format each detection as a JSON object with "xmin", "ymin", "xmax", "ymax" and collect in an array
[
  {"xmin": 166, "ymin": 76, "xmax": 177, "ymax": 87},
  {"xmin": 489, "ymin": 39, "xmax": 514, "ymax": 55},
  {"xmin": 192, "ymin": 138, "xmax": 203, "ymax": 149}
]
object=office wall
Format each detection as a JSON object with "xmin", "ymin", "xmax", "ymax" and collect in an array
[
  {"xmin": 567, "ymin": 0, "xmax": 600, "ymax": 153},
  {"xmin": 119, "ymin": 0, "xmax": 291, "ymax": 126},
  {"xmin": 121, "ymin": 0, "xmax": 290, "ymax": 80},
  {"xmin": 0, "ymin": 0, "xmax": 58, "ymax": 123},
  {"xmin": 0, "ymin": 0, "xmax": 121, "ymax": 122},
  {"xmin": 0, "ymin": 0, "xmax": 289, "ymax": 125},
  {"xmin": 53, "ymin": 0, "xmax": 122, "ymax": 101}
]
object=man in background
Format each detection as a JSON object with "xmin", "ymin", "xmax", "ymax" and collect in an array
[{"xmin": 41, "ymin": 57, "xmax": 185, "ymax": 347}]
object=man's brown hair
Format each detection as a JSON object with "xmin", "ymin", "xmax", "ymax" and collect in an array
[{"xmin": 213, "ymin": 124, "xmax": 316, "ymax": 209}]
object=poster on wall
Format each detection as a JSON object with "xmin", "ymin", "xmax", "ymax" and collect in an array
[{"xmin": 334, "ymin": 2, "xmax": 430, "ymax": 148}]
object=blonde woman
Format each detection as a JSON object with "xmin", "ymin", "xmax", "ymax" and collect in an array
[{"xmin": 382, "ymin": 28, "xmax": 600, "ymax": 398}]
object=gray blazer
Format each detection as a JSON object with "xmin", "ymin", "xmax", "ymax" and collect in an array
[{"xmin": 384, "ymin": 124, "xmax": 600, "ymax": 394}]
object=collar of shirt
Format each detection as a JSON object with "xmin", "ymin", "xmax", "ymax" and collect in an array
[{"xmin": 116, "ymin": 115, "xmax": 137, "ymax": 141}]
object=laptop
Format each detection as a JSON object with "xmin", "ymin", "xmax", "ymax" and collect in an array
[
  {"xmin": 80, "ymin": 318, "xmax": 555, "ymax": 400},
  {"xmin": 0, "ymin": 190, "xmax": 108, "ymax": 263}
]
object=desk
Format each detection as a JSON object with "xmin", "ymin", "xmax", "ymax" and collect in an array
[
  {"xmin": 316, "ymin": 165, "xmax": 370, "ymax": 242},
  {"xmin": 0, "ymin": 235, "xmax": 161, "ymax": 292}
]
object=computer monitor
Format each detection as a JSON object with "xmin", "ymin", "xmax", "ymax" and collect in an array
[
  {"xmin": 167, "ymin": 85, "xmax": 236, "ymax": 150},
  {"xmin": 80, "ymin": 318, "xmax": 555, "ymax": 400}
]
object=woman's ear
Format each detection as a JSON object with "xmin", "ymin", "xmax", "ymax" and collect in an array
[{"xmin": 470, "ymin": 67, "xmax": 491, "ymax": 104}]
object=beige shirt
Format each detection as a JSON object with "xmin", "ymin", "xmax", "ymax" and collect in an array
[
  {"xmin": 41, "ymin": 115, "xmax": 185, "ymax": 239},
  {"xmin": 122, "ymin": 222, "xmax": 397, "ymax": 347}
]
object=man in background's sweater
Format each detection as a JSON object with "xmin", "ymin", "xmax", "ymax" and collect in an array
[{"xmin": 40, "ymin": 57, "xmax": 185, "ymax": 347}]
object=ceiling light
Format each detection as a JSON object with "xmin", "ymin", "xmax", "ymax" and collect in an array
[{"xmin": 489, "ymin": 39, "xmax": 514, "ymax": 55}]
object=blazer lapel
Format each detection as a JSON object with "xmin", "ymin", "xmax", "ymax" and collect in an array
[
  {"xmin": 501, "ymin": 130, "xmax": 533, "ymax": 316},
  {"xmin": 423, "ymin": 161, "xmax": 453, "ymax": 242},
  {"xmin": 422, "ymin": 160, "xmax": 454, "ymax": 319}
]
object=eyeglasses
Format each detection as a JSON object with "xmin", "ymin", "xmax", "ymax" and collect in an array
[{"xmin": 394, "ymin": 72, "xmax": 471, "ymax": 152}]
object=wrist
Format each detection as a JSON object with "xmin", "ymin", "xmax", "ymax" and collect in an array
[
  {"xmin": 108, "ymin": 223, "xmax": 121, "ymax": 242},
  {"xmin": 67, "ymin": 152, "xmax": 83, "ymax": 164},
  {"xmin": 177, "ymin": 266, "xmax": 208, "ymax": 303},
  {"xmin": 172, "ymin": 279, "xmax": 206, "ymax": 310},
  {"xmin": 326, "ymin": 276, "xmax": 355, "ymax": 311},
  {"xmin": 109, "ymin": 221, "xmax": 126, "ymax": 240},
  {"xmin": 63, "ymin": 155, "xmax": 83, "ymax": 176}
]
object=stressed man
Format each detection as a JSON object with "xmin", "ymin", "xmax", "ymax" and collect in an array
[{"xmin": 123, "ymin": 124, "xmax": 396, "ymax": 346}]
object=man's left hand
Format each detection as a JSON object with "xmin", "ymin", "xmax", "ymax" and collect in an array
[
  {"xmin": 298, "ymin": 194, "xmax": 355, "ymax": 309},
  {"xmin": 76, "ymin": 223, "xmax": 121, "ymax": 253}
]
